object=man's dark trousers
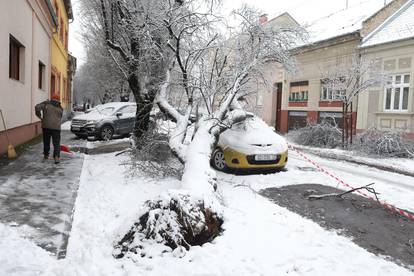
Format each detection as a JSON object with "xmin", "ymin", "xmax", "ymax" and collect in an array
[{"xmin": 42, "ymin": 128, "xmax": 61, "ymax": 158}]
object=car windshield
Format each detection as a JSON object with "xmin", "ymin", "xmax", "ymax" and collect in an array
[{"xmin": 93, "ymin": 106, "xmax": 115, "ymax": 115}]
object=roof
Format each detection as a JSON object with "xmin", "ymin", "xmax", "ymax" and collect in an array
[
  {"xmin": 265, "ymin": 0, "xmax": 385, "ymax": 48},
  {"xmin": 303, "ymin": 0, "xmax": 384, "ymax": 44},
  {"xmin": 361, "ymin": 0, "xmax": 414, "ymax": 47}
]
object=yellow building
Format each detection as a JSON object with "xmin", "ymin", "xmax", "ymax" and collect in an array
[{"xmin": 51, "ymin": 0, "xmax": 73, "ymax": 110}]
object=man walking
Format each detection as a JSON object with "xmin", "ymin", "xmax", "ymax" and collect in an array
[{"xmin": 35, "ymin": 94, "xmax": 63, "ymax": 164}]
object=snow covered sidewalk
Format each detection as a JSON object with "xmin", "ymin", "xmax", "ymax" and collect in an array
[
  {"xmin": 2, "ymin": 151, "xmax": 412, "ymax": 275},
  {"xmin": 290, "ymin": 143, "xmax": 414, "ymax": 177},
  {"xmin": 0, "ymin": 130, "xmax": 85, "ymax": 258}
]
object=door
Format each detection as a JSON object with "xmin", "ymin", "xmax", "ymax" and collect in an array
[
  {"xmin": 50, "ymin": 74, "xmax": 56, "ymax": 98},
  {"xmin": 275, "ymin": 82, "xmax": 283, "ymax": 131},
  {"xmin": 115, "ymin": 105, "xmax": 136, "ymax": 134}
]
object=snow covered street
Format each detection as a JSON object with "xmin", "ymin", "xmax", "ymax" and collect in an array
[{"xmin": 1, "ymin": 149, "xmax": 413, "ymax": 275}]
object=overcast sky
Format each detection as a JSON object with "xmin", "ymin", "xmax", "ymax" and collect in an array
[{"xmin": 69, "ymin": 0, "xmax": 388, "ymax": 67}]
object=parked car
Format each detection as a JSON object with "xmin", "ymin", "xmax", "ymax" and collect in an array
[
  {"xmin": 72, "ymin": 105, "xmax": 85, "ymax": 112},
  {"xmin": 71, "ymin": 102, "xmax": 136, "ymax": 140},
  {"xmin": 211, "ymin": 115, "xmax": 288, "ymax": 172}
]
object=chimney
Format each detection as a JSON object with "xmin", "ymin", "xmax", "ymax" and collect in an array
[{"xmin": 259, "ymin": 14, "xmax": 268, "ymax": 24}]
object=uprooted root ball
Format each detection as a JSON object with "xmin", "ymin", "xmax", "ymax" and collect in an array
[{"xmin": 113, "ymin": 194, "xmax": 223, "ymax": 259}]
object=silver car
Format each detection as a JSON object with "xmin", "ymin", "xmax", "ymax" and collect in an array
[{"xmin": 71, "ymin": 102, "xmax": 137, "ymax": 140}]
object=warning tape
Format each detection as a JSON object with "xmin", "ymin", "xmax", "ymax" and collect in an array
[{"xmin": 287, "ymin": 143, "xmax": 414, "ymax": 221}]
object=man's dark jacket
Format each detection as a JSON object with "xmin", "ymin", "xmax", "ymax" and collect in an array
[{"xmin": 35, "ymin": 100, "xmax": 63, "ymax": 130}]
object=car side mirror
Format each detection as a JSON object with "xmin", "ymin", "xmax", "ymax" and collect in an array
[{"xmin": 116, "ymin": 112, "xmax": 122, "ymax": 117}]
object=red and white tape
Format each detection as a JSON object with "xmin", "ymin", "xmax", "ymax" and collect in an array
[{"xmin": 288, "ymin": 143, "xmax": 414, "ymax": 221}]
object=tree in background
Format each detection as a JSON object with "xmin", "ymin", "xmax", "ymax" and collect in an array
[{"xmin": 321, "ymin": 55, "xmax": 387, "ymax": 147}]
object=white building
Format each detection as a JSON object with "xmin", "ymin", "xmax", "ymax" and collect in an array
[{"xmin": 0, "ymin": 0, "xmax": 57, "ymax": 154}]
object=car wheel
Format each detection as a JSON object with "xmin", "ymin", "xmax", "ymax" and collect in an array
[
  {"xmin": 212, "ymin": 148, "xmax": 227, "ymax": 171},
  {"xmin": 100, "ymin": 125, "xmax": 114, "ymax": 141}
]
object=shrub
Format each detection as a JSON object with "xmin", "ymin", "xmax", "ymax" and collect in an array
[
  {"xmin": 353, "ymin": 128, "xmax": 414, "ymax": 158},
  {"xmin": 287, "ymin": 121, "xmax": 342, "ymax": 148}
]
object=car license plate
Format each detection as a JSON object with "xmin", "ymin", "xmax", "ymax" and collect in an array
[
  {"xmin": 72, "ymin": 127, "xmax": 80, "ymax": 131},
  {"xmin": 255, "ymin": 154, "xmax": 277, "ymax": 161}
]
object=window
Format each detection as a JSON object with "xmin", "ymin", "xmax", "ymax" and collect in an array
[
  {"xmin": 51, "ymin": 73, "xmax": 56, "ymax": 95},
  {"xmin": 65, "ymin": 30, "xmax": 68, "ymax": 49},
  {"xmin": 319, "ymin": 112, "xmax": 343, "ymax": 128},
  {"xmin": 320, "ymin": 79, "xmax": 345, "ymax": 101},
  {"xmin": 38, "ymin": 62, "xmax": 45, "ymax": 90},
  {"xmin": 9, "ymin": 35, "xmax": 23, "ymax": 81},
  {"xmin": 384, "ymin": 74, "xmax": 410, "ymax": 111},
  {"xmin": 63, "ymin": 78, "xmax": 67, "ymax": 101},
  {"xmin": 60, "ymin": 19, "xmax": 64, "ymax": 43},
  {"xmin": 119, "ymin": 105, "xmax": 137, "ymax": 114},
  {"xmin": 289, "ymin": 81, "xmax": 309, "ymax": 102},
  {"xmin": 57, "ymin": 74, "xmax": 61, "ymax": 94}
]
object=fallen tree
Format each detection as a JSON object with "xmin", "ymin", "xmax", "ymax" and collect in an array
[{"xmin": 113, "ymin": 2, "xmax": 306, "ymax": 258}]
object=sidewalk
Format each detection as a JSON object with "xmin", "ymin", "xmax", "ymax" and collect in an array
[
  {"xmin": 0, "ymin": 130, "xmax": 85, "ymax": 259},
  {"xmin": 289, "ymin": 143, "xmax": 414, "ymax": 177}
]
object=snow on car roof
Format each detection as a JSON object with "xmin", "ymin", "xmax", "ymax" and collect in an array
[{"xmin": 100, "ymin": 102, "xmax": 136, "ymax": 109}]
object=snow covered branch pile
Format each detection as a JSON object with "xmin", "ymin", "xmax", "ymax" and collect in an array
[
  {"xmin": 288, "ymin": 121, "xmax": 342, "ymax": 148},
  {"xmin": 354, "ymin": 128, "xmax": 414, "ymax": 158},
  {"xmin": 113, "ymin": 193, "xmax": 223, "ymax": 259}
]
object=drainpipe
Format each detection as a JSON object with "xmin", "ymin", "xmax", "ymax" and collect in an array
[{"xmin": 31, "ymin": 10, "xmax": 35, "ymax": 126}]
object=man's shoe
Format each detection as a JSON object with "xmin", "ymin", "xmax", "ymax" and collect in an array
[
  {"xmin": 54, "ymin": 157, "xmax": 60, "ymax": 164},
  {"xmin": 44, "ymin": 154, "xmax": 49, "ymax": 160}
]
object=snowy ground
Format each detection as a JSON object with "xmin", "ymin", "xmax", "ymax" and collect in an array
[
  {"xmin": 290, "ymin": 142, "xmax": 414, "ymax": 175},
  {"xmin": 1, "ymin": 148, "xmax": 413, "ymax": 275}
]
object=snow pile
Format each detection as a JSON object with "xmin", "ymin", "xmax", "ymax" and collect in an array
[{"xmin": 0, "ymin": 223, "xmax": 55, "ymax": 276}]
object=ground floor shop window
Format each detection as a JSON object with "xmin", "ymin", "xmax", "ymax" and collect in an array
[
  {"xmin": 318, "ymin": 111, "xmax": 343, "ymax": 129},
  {"xmin": 288, "ymin": 111, "xmax": 308, "ymax": 130}
]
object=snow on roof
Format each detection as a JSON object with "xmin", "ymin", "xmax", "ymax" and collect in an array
[
  {"xmin": 267, "ymin": 0, "xmax": 384, "ymax": 45},
  {"xmin": 361, "ymin": 0, "xmax": 414, "ymax": 47},
  {"xmin": 301, "ymin": 0, "xmax": 385, "ymax": 44}
]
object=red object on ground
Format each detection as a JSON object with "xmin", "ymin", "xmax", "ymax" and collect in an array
[{"xmin": 60, "ymin": 144, "xmax": 71, "ymax": 153}]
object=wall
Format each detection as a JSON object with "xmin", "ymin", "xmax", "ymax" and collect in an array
[
  {"xmin": 0, "ymin": 0, "xmax": 52, "ymax": 154},
  {"xmin": 280, "ymin": 37, "xmax": 359, "ymax": 132},
  {"xmin": 51, "ymin": 0, "xmax": 69, "ymax": 108},
  {"xmin": 358, "ymin": 39, "xmax": 414, "ymax": 134}
]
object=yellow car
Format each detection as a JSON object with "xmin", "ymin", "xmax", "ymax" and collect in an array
[{"xmin": 211, "ymin": 115, "xmax": 288, "ymax": 172}]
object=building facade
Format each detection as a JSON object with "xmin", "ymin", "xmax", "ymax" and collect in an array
[
  {"xmin": 358, "ymin": 0, "xmax": 414, "ymax": 138},
  {"xmin": 50, "ymin": 0, "xmax": 73, "ymax": 112},
  {"xmin": 257, "ymin": 0, "xmax": 412, "ymax": 137},
  {"xmin": 0, "ymin": 0, "xmax": 57, "ymax": 155}
]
